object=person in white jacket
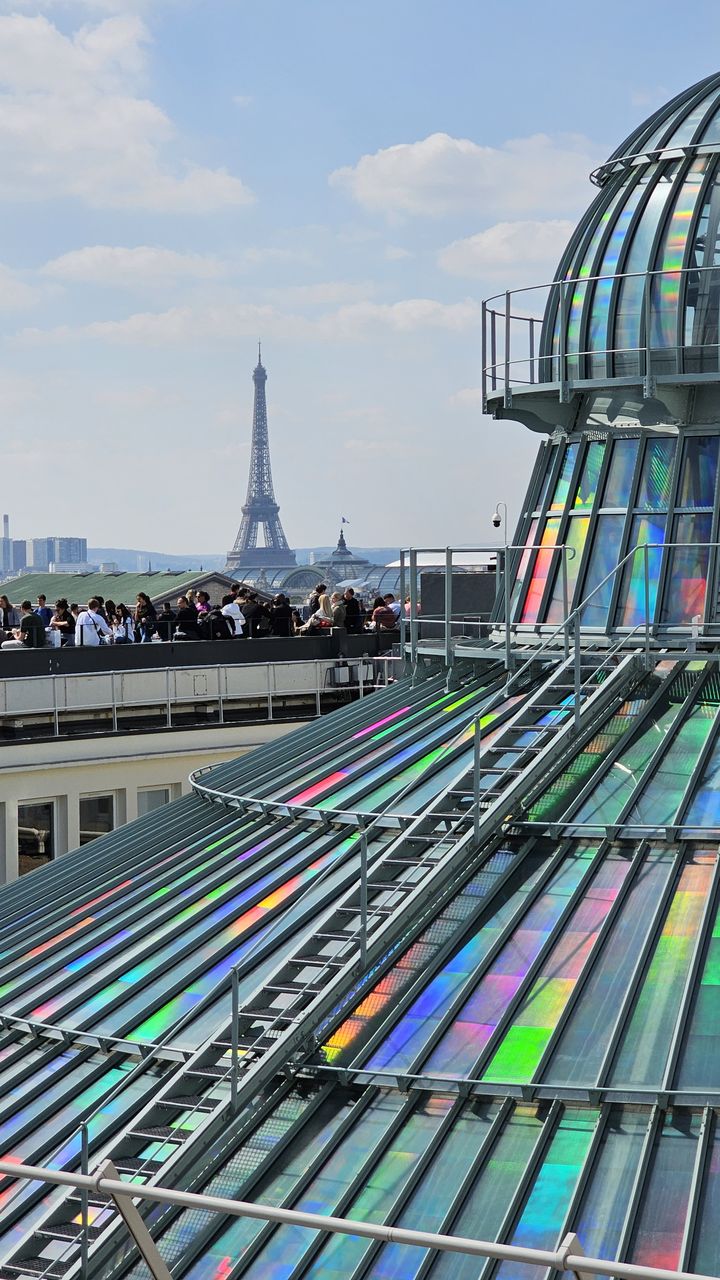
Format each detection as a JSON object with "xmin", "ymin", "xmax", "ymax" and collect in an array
[{"xmin": 75, "ymin": 598, "xmax": 112, "ymax": 647}]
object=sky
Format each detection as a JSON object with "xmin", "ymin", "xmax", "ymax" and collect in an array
[{"xmin": 1, "ymin": 0, "xmax": 720, "ymax": 556}]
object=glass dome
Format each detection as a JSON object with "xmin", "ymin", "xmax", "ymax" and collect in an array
[{"xmin": 542, "ymin": 73, "xmax": 720, "ymax": 382}]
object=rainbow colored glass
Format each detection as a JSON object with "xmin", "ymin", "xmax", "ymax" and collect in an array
[
  {"xmin": 650, "ymin": 160, "xmax": 707, "ymax": 350},
  {"xmin": 615, "ymin": 515, "xmax": 666, "ymax": 627}
]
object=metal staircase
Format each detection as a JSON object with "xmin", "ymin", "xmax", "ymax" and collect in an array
[{"xmin": 0, "ymin": 648, "xmax": 648, "ymax": 1280}]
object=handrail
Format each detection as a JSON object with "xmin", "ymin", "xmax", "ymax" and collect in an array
[{"xmin": 483, "ymin": 258, "xmax": 720, "ymax": 309}]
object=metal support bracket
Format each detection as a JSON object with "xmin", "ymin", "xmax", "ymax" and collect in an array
[
  {"xmin": 558, "ymin": 1232, "xmax": 594, "ymax": 1280},
  {"xmin": 95, "ymin": 1159, "xmax": 172, "ymax": 1280}
]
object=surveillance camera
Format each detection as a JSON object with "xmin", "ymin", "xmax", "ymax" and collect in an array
[{"xmin": 492, "ymin": 512, "xmax": 501, "ymax": 528}]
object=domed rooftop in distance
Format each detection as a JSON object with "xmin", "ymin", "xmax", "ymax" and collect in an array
[{"xmin": 484, "ymin": 73, "xmax": 720, "ymax": 431}]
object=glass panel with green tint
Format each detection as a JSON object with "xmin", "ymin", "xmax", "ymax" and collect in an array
[
  {"xmin": 543, "ymin": 850, "xmax": 675, "ymax": 1086},
  {"xmin": 690, "ymin": 1120, "xmax": 720, "ymax": 1276},
  {"xmin": 676, "ymin": 896, "xmax": 720, "ymax": 1089},
  {"xmin": 546, "ymin": 517, "xmax": 590, "ymax": 625},
  {"xmin": 528, "ymin": 686, "xmax": 656, "ymax": 824},
  {"xmin": 602, "ymin": 437, "xmax": 640, "ymax": 508},
  {"xmin": 419, "ymin": 846, "xmax": 598, "ymax": 1080},
  {"xmin": 629, "ymin": 1110, "xmax": 701, "ymax": 1269},
  {"xmin": 570, "ymin": 667, "xmax": 693, "ymax": 830},
  {"xmin": 572, "ymin": 1108, "xmax": 648, "ymax": 1262},
  {"xmin": 482, "ymin": 852, "xmax": 633, "ymax": 1085},
  {"xmin": 493, "ymin": 1108, "xmax": 597, "ymax": 1280},
  {"xmin": 549, "ymin": 444, "xmax": 579, "ymax": 512},
  {"xmin": 614, "ymin": 514, "xmax": 666, "ymax": 627},
  {"xmin": 609, "ymin": 853, "xmax": 716, "ymax": 1088},
  {"xmin": 684, "ymin": 714, "xmax": 720, "ymax": 828},
  {"xmin": 625, "ymin": 691, "xmax": 718, "ymax": 827},
  {"xmin": 579, "ymin": 514, "xmax": 625, "ymax": 628},
  {"xmin": 660, "ymin": 512, "xmax": 712, "ymax": 624},
  {"xmin": 614, "ymin": 167, "xmax": 678, "ymax": 374},
  {"xmin": 300, "ymin": 1097, "xmax": 451, "ymax": 1280},
  {"xmin": 427, "ymin": 1104, "xmax": 544, "ymax": 1280},
  {"xmin": 650, "ymin": 159, "xmax": 708, "ymax": 351},
  {"xmin": 678, "ymin": 435, "xmax": 720, "ymax": 507},
  {"xmin": 510, "ymin": 518, "xmax": 539, "ymax": 618},
  {"xmin": 362, "ymin": 1102, "xmax": 500, "ymax": 1280},
  {"xmin": 573, "ymin": 441, "xmax": 606, "ymax": 510},
  {"xmin": 242, "ymin": 1091, "xmax": 406, "ymax": 1280}
]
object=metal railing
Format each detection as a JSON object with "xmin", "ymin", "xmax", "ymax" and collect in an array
[
  {"xmin": 482, "ymin": 261, "xmax": 720, "ymax": 409},
  {"xmin": 1, "ymin": 1156, "xmax": 717, "ymax": 1280},
  {"xmin": 0, "ymin": 656, "xmax": 400, "ymax": 739}
]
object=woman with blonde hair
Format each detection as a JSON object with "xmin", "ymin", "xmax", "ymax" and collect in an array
[{"xmin": 301, "ymin": 592, "xmax": 333, "ymax": 634}]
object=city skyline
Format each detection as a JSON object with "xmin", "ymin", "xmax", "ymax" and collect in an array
[{"xmin": 0, "ymin": 0, "xmax": 719, "ymax": 551}]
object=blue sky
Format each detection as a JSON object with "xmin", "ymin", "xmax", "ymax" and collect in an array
[{"xmin": 1, "ymin": 0, "xmax": 719, "ymax": 554}]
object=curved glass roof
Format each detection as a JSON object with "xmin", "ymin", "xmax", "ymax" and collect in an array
[{"xmin": 542, "ymin": 76, "xmax": 720, "ymax": 381}]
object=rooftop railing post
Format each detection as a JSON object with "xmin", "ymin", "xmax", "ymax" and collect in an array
[
  {"xmin": 359, "ymin": 829, "xmax": 368, "ymax": 970},
  {"xmin": 574, "ymin": 609, "xmax": 582, "ymax": 728},
  {"xmin": 562, "ymin": 545, "xmax": 570, "ymax": 660},
  {"xmin": 399, "ymin": 550, "xmax": 407, "ymax": 658},
  {"xmin": 231, "ymin": 964, "xmax": 240, "ymax": 1114},
  {"xmin": 490, "ymin": 309, "xmax": 497, "ymax": 391},
  {"xmin": 111, "ymin": 670, "xmax": 118, "ymax": 734},
  {"xmin": 504, "ymin": 290, "xmax": 511, "ymax": 406},
  {"xmin": 644, "ymin": 544, "xmax": 651, "ymax": 663},
  {"xmin": 643, "ymin": 271, "xmax": 653, "ymax": 396},
  {"xmin": 165, "ymin": 668, "xmax": 172, "ymax": 728},
  {"xmin": 409, "ymin": 548, "xmax": 419, "ymax": 675},
  {"xmin": 444, "ymin": 547, "xmax": 452, "ymax": 673},
  {"xmin": 559, "ymin": 280, "xmax": 568, "ymax": 399},
  {"xmin": 481, "ymin": 299, "xmax": 488, "ymax": 411},
  {"xmin": 473, "ymin": 715, "xmax": 482, "ymax": 844},
  {"xmin": 529, "ymin": 316, "xmax": 536, "ymax": 384},
  {"xmin": 80, "ymin": 1122, "xmax": 89, "ymax": 1280},
  {"xmin": 504, "ymin": 547, "xmax": 512, "ymax": 674}
]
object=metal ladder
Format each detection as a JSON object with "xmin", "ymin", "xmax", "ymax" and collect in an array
[{"xmin": 1, "ymin": 651, "xmax": 645, "ymax": 1280}]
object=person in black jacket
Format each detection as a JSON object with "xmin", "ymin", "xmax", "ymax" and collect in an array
[
  {"xmin": 270, "ymin": 593, "xmax": 293, "ymax": 637},
  {"xmin": 343, "ymin": 588, "xmax": 362, "ymax": 634},
  {"xmin": 241, "ymin": 593, "xmax": 265, "ymax": 637},
  {"xmin": 173, "ymin": 596, "xmax": 200, "ymax": 641}
]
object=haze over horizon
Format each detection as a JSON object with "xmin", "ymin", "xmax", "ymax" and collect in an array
[{"xmin": 1, "ymin": 0, "xmax": 718, "ymax": 552}]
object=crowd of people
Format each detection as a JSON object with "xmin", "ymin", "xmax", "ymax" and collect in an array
[{"xmin": 0, "ymin": 583, "xmax": 409, "ymax": 650}]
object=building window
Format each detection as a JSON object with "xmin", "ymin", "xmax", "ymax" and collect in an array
[
  {"xmin": 79, "ymin": 794, "xmax": 114, "ymax": 845},
  {"xmin": 137, "ymin": 788, "xmax": 170, "ymax": 817},
  {"xmin": 18, "ymin": 801, "xmax": 54, "ymax": 875}
]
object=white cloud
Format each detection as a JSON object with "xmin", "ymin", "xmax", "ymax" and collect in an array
[
  {"xmin": 233, "ymin": 94, "xmax": 253, "ymax": 108},
  {"xmin": 18, "ymin": 296, "xmax": 481, "ymax": 345},
  {"xmin": 0, "ymin": 263, "xmax": 40, "ymax": 309},
  {"xmin": 330, "ymin": 131, "xmax": 601, "ymax": 218},
  {"xmin": 42, "ymin": 245, "xmax": 225, "ymax": 285},
  {"xmin": 0, "ymin": 14, "xmax": 254, "ymax": 212},
  {"xmin": 385, "ymin": 245, "xmax": 412, "ymax": 261},
  {"xmin": 438, "ymin": 219, "xmax": 575, "ymax": 280}
]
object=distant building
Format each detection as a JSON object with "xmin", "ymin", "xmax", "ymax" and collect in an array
[
  {"xmin": 0, "ymin": 515, "xmax": 10, "ymax": 576},
  {"xmin": 27, "ymin": 537, "xmax": 55, "ymax": 570},
  {"xmin": 53, "ymin": 537, "xmax": 87, "ymax": 564},
  {"xmin": 11, "ymin": 540, "xmax": 25, "ymax": 573}
]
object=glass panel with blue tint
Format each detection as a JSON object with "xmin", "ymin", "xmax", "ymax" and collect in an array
[
  {"xmin": 362, "ymin": 1101, "xmax": 500, "ymax": 1280},
  {"xmin": 493, "ymin": 1108, "xmax": 597, "ymax": 1280},
  {"xmin": 579, "ymin": 515, "xmax": 626, "ymax": 628},
  {"xmin": 549, "ymin": 444, "xmax": 579, "ymax": 512},
  {"xmin": 609, "ymin": 854, "xmax": 716, "ymax": 1088},
  {"xmin": 588, "ymin": 179, "xmax": 647, "ymax": 377},
  {"xmin": 615, "ymin": 515, "xmax": 666, "ymax": 627},
  {"xmin": 565, "ymin": 185, "xmax": 632, "ymax": 374},
  {"xmin": 629, "ymin": 1110, "xmax": 701, "ymax": 1269},
  {"xmin": 601, "ymin": 437, "xmax": 640, "ymax": 508},
  {"xmin": 572, "ymin": 1108, "xmax": 648, "ymax": 1262},
  {"xmin": 482, "ymin": 852, "xmax": 633, "ymax": 1085},
  {"xmin": 614, "ymin": 166, "xmax": 678, "ymax": 373},
  {"xmin": 660, "ymin": 512, "xmax": 712, "ymax": 624},
  {"xmin": 636, "ymin": 437, "xmax": 676, "ymax": 510},
  {"xmin": 418, "ymin": 846, "xmax": 598, "ymax": 1080},
  {"xmin": 427, "ymin": 1104, "xmax": 544, "ymax": 1280},
  {"xmin": 300, "ymin": 1097, "xmax": 451, "ymax": 1280},
  {"xmin": 678, "ymin": 435, "xmax": 720, "ymax": 508},
  {"xmin": 684, "ymin": 719, "xmax": 720, "ymax": 828}
]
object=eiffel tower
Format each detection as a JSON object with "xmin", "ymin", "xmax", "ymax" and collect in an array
[{"xmin": 225, "ymin": 346, "xmax": 296, "ymax": 573}]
